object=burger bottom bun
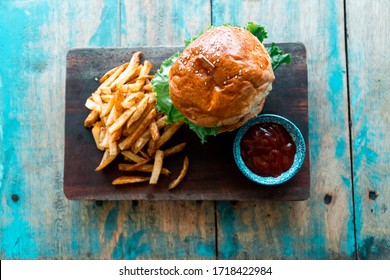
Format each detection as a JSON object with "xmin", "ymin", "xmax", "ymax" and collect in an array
[{"xmin": 219, "ymin": 98, "xmax": 266, "ymax": 133}]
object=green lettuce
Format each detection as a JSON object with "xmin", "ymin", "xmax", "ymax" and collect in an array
[
  {"xmin": 245, "ymin": 22, "xmax": 268, "ymax": 43},
  {"xmin": 151, "ymin": 51, "xmax": 184, "ymax": 122},
  {"xmin": 152, "ymin": 22, "xmax": 292, "ymax": 143},
  {"xmin": 245, "ymin": 22, "xmax": 292, "ymax": 70},
  {"xmin": 266, "ymin": 43, "xmax": 293, "ymax": 71}
]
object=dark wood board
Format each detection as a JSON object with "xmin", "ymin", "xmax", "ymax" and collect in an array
[{"xmin": 64, "ymin": 43, "xmax": 309, "ymax": 200}]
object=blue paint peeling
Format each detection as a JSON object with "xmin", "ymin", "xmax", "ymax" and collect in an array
[
  {"xmin": 125, "ymin": 230, "xmax": 151, "ymax": 259},
  {"xmin": 341, "ymin": 175, "xmax": 350, "ymax": 188},
  {"xmin": 89, "ymin": 0, "xmax": 119, "ymax": 46},
  {"xmin": 120, "ymin": 0, "xmax": 128, "ymax": 42},
  {"xmin": 217, "ymin": 202, "xmax": 242, "ymax": 259},
  {"xmin": 212, "ymin": 0, "xmax": 242, "ymax": 26},
  {"xmin": 0, "ymin": 1, "xmax": 55, "ymax": 259},
  {"xmin": 325, "ymin": 0, "xmax": 345, "ymax": 125},
  {"xmin": 325, "ymin": 0, "xmax": 355, "ymax": 258},
  {"xmin": 196, "ymin": 242, "xmax": 214, "ymax": 258},
  {"xmin": 335, "ymin": 138, "xmax": 347, "ymax": 158},
  {"xmin": 172, "ymin": 0, "xmax": 185, "ymax": 43},
  {"xmin": 70, "ymin": 203, "xmax": 101, "ymax": 258},
  {"xmin": 105, "ymin": 205, "xmax": 119, "ymax": 242},
  {"xmin": 71, "ymin": 219, "xmax": 81, "ymax": 254},
  {"xmin": 346, "ymin": 214, "xmax": 356, "ymax": 257},
  {"xmin": 281, "ymin": 235, "xmax": 293, "ymax": 256},
  {"xmin": 112, "ymin": 233, "xmax": 123, "ymax": 259},
  {"xmin": 309, "ymin": 116, "xmax": 321, "ymax": 164}
]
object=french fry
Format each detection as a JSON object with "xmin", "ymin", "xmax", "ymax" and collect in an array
[
  {"xmin": 143, "ymin": 84, "xmax": 153, "ymax": 91},
  {"xmin": 110, "ymin": 52, "xmax": 142, "ymax": 91},
  {"xmin": 99, "ymin": 62, "xmax": 128, "ymax": 88},
  {"xmin": 85, "ymin": 98, "xmax": 101, "ymax": 112},
  {"xmin": 100, "ymin": 92, "xmax": 116, "ymax": 117},
  {"xmin": 100, "ymin": 94, "xmax": 113, "ymax": 103},
  {"xmin": 100, "ymin": 128, "xmax": 111, "ymax": 149},
  {"xmin": 84, "ymin": 110, "xmax": 99, "ymax": 128},
  {"xmin": 108, "ymin": 107, "xmax": 136, "ymax": 135},
  {"xmin": 125, "ymin": 95, "xmax": 149, "ymax": 129},
  {"xmin": 156, "ymin": 115, "xmax": 168, "ymax": 128},
  {"xmin": 123, "ymin": 101, "xmax": 154, "ymax": 136},
  {"xmin": 149, "ymin": 150, "xmax": 164, "ymax": 184},
  {"xmin": 130, "ymin": 61, "xmax": 153, "ymax": 92},
  {"xmin": 112, "ymin": 176, "xmax": 150, "ymax": 185},
  {"xmin": 119, "ymin": 108, "xmax": 157, "ymax": 150},
  {"xmin": 92, "ymin": 122, "xmax": 104, "ymax": 151},
  {"xmin": 118, "ymin": 159, "xmax": 150, "ymax": 172},
  {"xmin": 139, "ymin": 150, "xmax": 151, "ymax": 160},
  {"xmin": 124, "ymin": 65, "xmax": 143, "ymax": 85},
  {"xmin": 137, "ymin": 75, "xmax": 154, "ymax": 80},
  {"xmin": 155, "ymin": 121, "xmax": 184, "ymax": 150},
  {"xmin": 124, "ymin": 83, "xmax": 143, "ymax": 93},
  {"xmin": 85, "ymin": 55, "xmax": 189, "ymax": 187},
  {"xmin": 99, "ymin": 86, "xmax": 112, "ymax": 95},
  {"xmin": 133, "ymin": 130, "xmax": 152, "ymax": 154},
  {"xmin": 147, "ymin": 138, "xmax": 157, "ymax": 157},
  {"xmin": 92, "ymin": 92, "xmax": 103, "ymax": 105},
  {"xmin": 99, "ymin": 63, "xmax": 128, "ymax": 84},
  {"xmin": 120, "ymin": 84, "xmax": 130, "ymax": 93},
  {"xmin": 96, "ymin": 149, "xmax": 117, "ymax": 171},
  {"xmin": 105, "ymin": 106, "xmax": 117, "ymax": 127},
  {"xmin": 132, "ymin": 164, "xmax": 171, "ymax": 176},
  {"xmin": 99, "ymin": 127, "xmax": 106, "ymax": 144},
  {"xmin": 121, "ymin": 150, "xmax": 148, "ymax": 163},
  {"xmin": 168, "ymin": 156, "xmax": 189, "ymax": 190},
  {"xmin": 113, "ymin": 90, "xmax": 125, "ymax": 114},
  {"xmin": 109, "ymin": 140, "xmax": 119, "ymax": 156},
  {"xmin": 149, "ymin": 121, "xmax": 160, "ymax": 141},
  {"xmin": 99, "ymin": 65, "xmax": 119, "ymax": 83},
  {"xmin": 121, "ymin": 91, "xmax": 144, "ymax": 109},
  {"xmin": 163, "ymin": 142, "xmax": 187, "ymax": 157},
  {"xmin": 110, "ymin": 128, "xmax": 122, "ymax": 142}
]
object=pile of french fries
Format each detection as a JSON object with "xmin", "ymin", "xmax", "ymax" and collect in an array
[{"xmin": 84, "ymin": 51, "xmax": 188, "ymax": 189}]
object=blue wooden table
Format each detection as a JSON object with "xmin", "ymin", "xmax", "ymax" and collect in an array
[{"xmin": 1, "ymin": 0, "xmax": 389, "ymax": 259}]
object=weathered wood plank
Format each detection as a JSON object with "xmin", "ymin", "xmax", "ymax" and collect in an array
[
  {"xmin": 212, "ymin": 0, "xmax": 354, "ymax": 259},
  {"xmin": 0, "ymin": 0, "xmax": 121, "ymax": 259},
  {"xmin": 119, "ymin": 0, "xmax": 215, "ymax": 259},
  {"xmin": 346, "ymin": 0, "xmax": 390, "ymax": 259},
  {"xmin": 0, "ymin": 0, "xmax": 216, "ymax": 260},
  {"xmin": 120, "ymin": 0, "xmax": 210, "ymax": 46}
]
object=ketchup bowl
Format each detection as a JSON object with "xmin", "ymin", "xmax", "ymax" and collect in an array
[{"xmin": 233, "ymin": 114, "xmax": 306, "ymax": 185}]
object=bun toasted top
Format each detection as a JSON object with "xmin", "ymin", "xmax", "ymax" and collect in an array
[{"xmin": 169, "ymin": 26, "xmax": 275, "ymax": 131}]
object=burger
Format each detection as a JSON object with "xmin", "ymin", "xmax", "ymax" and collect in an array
[{"xmin": 152, "ymin": 22, "xmax": 291, "ymax": 142}]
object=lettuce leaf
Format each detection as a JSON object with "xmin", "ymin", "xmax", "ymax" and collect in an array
[
  {"xmin": 245, "ymin": 22, "xmax": 268, "ymax": 43},
  {"xmin": 152, "ymin": 22, "xmax": 292, "ymax": 143},
  {"xmin": 151, "ymin": 51, "xmax": 185, "ymax": 122},
  {"xmin": 266, "ymin": 43, "xmax": 293, "ymax": 71}
]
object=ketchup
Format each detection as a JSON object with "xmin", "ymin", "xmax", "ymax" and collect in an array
[{"xmin": 240, "ymin": 122, "xmax": 296, "ymax": 177}]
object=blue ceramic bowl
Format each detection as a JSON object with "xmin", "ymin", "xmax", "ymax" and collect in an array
[{"xmin": 233, "ymin": 114, "xmax": 306, "ymax": 185}]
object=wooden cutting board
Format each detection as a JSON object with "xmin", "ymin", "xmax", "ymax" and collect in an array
[{"xmin": 64, "ymin": 43, "xmax": 310, "ymax": 200}]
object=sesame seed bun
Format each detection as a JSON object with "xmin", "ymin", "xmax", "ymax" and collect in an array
[{"xmin": 168, "ymin": 26, "xmax": 275, "ymax": 132}]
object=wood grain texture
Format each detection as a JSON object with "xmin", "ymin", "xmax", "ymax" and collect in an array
[
  {"xmin": 212, "ymin": 0, "xmax": 354, "ymax": 259},
  {"xmin": 120, "ymin": 0, "xmax": 210, "ymax": 46},
  {"xmin": 64, "ymin": 44, "xmax": 309, "ymax": 201},
  {"xmin": 2, "ymin": 0, "xmax": 389, "ymax": 260},
  {"xmin": 346, "ymin": 0, "xmax": 390, "ymax": 259},
  {"xmin": 119, "ymin": 0, "xmax": 215, "ymax": 260},
  {"xmin": 0, "ymin": 0, "xmax": 122, "ymax": 259},
  {"xmin": 0, "ymin": 0, "xmax": 215, "ymax": 259}
]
